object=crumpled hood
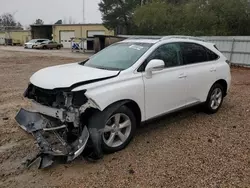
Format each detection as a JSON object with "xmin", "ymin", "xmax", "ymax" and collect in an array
[{"xmin": 30, "ymin": 63, "xmax": 119, "ymax": 90}]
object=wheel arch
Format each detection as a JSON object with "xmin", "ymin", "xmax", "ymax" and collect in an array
[
  {"xmin": 80, "ymin": 99, "xmax": 142, "ymax": 130},
  {"xmin": 103, "ymin": 99, "xmax": 142, "ymax": 126},
  {"xmin": 213, "ymin": 79, "xmax": 228, "ymax": 97},
  {"xmin": 82, "ymin": 99, "xmax": 142, "ymax": 128}
]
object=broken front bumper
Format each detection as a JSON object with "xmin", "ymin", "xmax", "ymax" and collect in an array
[{"xmin": 15, "ymin": 107, "xmax": 89, "ymax": 169}]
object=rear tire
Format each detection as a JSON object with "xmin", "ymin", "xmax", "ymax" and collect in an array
[
  {"xmin": 204, "ymin": 83, "xmax": 224, "ymax": 114},
  {"xmin": 57, "ymin": 46, "xmax": 61, "ymax": 50},
  {"xmin": 101, "ymin": 105, "xmax": 136, "ymax": 153}
]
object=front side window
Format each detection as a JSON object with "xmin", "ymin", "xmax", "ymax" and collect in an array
[
  {"xmin": 179, "ymin": 43, "xmax": 208, "ymax": 65},
  {"xmin": 139, "ymin": 43, "xmax": 181, "ymax": 71},
  {"xmin": 82, "ymin": 42, "xmax": 153, "ymax": 70}
]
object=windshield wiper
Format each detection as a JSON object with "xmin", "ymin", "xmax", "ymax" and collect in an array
[
  {"xmin": 83, "ymin": 64, "xmax": 122, "ymax": 71},
  {"xmin": 95, "ymin": 66, "xmax": 122, "ymax": 71}
]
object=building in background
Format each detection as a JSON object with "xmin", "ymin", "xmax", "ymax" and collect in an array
[
  {"xmin": 53, "ymin": 24, "xmax": 114, "ymax": 50},
  {"xmin": 30, "ymin": 24, "xmax": 114, "ymax": 51},
  {"xmin": 0, "ymin": 30, "xmax": 31, "ymax": 45},
  {"xmin": 30, "ymin": 25, "xmax": 53, "ymax": 40}
]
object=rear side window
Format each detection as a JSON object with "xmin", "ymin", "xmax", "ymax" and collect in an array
[
  {"xmin": 180, "ymin": 43, "xmax": 208, "ymax": 65},
  {"xmin": 206, "ymin": 48, "xmax": 219, "ymax": 61}
]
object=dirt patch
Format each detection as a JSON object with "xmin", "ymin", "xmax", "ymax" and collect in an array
[{"xmin": 0, "ymin": 50, "xmax": 250, "ymax": 187}]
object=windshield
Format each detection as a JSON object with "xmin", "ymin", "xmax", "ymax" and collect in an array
[{"xmin": 83, "ymin": 42, "xmax": 152, "ymax": 70}]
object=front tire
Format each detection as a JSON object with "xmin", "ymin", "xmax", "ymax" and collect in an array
[
  {"xmin": 204, "ymin": 83, "xmax": 224, "ymax": 114},
  {"xmin": 101, "ymin": 106, "xmax": 136, "ymax": 153}
]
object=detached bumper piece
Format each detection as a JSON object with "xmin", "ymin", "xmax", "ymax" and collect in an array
[{"xmin": 15, "ymin": 108, "xmax": 89, "ymax": 169}]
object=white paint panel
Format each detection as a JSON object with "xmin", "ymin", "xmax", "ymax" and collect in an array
[
  {"xmin": 30, "ymin": 63, "xmax": 119, "ymax": 90},
  {"xmin": 87, "ymin": 31, "xmax": 105, "ymax": 37},
  {"xmin": 60, "ymin": 31, "xmax": 75, "ymax": 48}
]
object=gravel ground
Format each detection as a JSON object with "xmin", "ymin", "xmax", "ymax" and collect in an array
[{"xmin": 0, "ymin": 49, "xmax": 250, "ymax": 188}]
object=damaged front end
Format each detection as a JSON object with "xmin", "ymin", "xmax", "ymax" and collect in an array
[{"xmin": 15, "ymin": 84, "xmax": 99, "ymax": 169}]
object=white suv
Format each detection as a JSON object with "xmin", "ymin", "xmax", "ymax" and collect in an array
[{"xmin": 16, "ymin": 36, "xmax": 231, "ymax": 168}]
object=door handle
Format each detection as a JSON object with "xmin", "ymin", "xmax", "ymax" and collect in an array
[{"xmin": 178, "ymin": 73, "xmax": 187, "ymax": 78}]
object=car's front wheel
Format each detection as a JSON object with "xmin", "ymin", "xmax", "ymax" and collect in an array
[
  {"xmin": 101, "ymin": 106, "xmax": 136, "ymax": 153},
  {"xmin": 204, "ymin": 83, "xmax": 224, "ymax": 114}
]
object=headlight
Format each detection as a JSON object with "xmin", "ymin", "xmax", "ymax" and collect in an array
[{"xmin": 72, "ymin": 90, "xmax": 87, "ymax": 107}]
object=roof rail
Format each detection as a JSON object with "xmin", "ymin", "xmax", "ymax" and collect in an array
[
  {"xmin": 160, "ymin": 35, "xmax": 206, "ymax": 42},
  {"xmin": 118, "ymin": 35, "xmax": 207, "ymax": 42},
  {"xmin": 120, "ymin": 35, "xmax": 163, "ymax": 40}
]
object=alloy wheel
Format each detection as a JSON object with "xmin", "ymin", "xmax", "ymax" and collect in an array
[
  {"xmin": 102, "ymin": 113, "xmax": 132, "ymax": 148},
  {"xmin": 210, "ymin": 88, "xmax": 223, "ymax": 110}
]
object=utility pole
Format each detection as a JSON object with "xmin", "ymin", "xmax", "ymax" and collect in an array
[{"xmin": 83, "ymin": 0, "xmax": 86, "ymax": 23}]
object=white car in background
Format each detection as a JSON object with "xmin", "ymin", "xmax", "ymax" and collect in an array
[
  {"xmin": 16, "ymin": 36, "xmax": 231, "ymax": 169},
  {"xmin": 24, "ymin": 39, "xmax": 49, "ymax": 49}
]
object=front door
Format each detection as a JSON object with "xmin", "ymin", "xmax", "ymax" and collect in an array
[{"xmin": 142, "ymin": 43, "xmax": 188, "ymax": 120}]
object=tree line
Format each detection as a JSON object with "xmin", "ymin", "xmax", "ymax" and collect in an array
[{"xmin": 99, "ymin": 0, "xmax": 250, "ymax": 36}]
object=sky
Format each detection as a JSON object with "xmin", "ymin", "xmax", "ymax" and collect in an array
[{"xmin": 0, "ymin": 0, "xmax": 102, "ymax": 27}]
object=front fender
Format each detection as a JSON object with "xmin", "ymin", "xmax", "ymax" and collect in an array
[{"xmin": 83, "ymin": 78, "xmax": 145, "ymax": 121}]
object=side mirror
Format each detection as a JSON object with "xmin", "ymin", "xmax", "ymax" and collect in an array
[{"xmin": 145, "ymin": 59, "xmax": 165, "ymax": 78}]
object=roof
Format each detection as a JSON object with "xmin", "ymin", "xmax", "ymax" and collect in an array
[
  {"xmin": 120, "ymin": 35, "xmax": 208, "ymax": 44},
  {"xmin": 30, "ymin": 23, "xmax": 105, "ymax": 27},
  {"xmin": 120, "ymin": 39, "xmax": 160, "ymax": 44},
  {"xmin": 30, "ymin": 24, "xmax": 53, "ymax": 27},
  {"xmin": 54, "ymin": 23, "xmax": 104, "ymax": 26}
]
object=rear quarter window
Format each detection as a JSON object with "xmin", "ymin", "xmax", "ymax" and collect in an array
[{"xmin": 205, "ymin": 48, "xmax": 219, "ymax": 61}]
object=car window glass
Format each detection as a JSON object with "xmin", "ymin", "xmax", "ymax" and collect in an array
[
  {"xmin": 83, "ymin": 42, "xmax": 153, "ymax": 70},
  {"xmin": 206, "ymin": 48, "xmax": 219, "ymax": 61},
  {"xmin": 180, "ymin": 43, "xmax": 208, "ymax": 64},
  {"xmin": 144, "ymin": 43, "xmax": 181, "ymax": 69}
]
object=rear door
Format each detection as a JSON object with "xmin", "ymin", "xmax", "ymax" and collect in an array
[{"xmin": 179, "ymin": 42, "xmax": 218, "ymax": 104}]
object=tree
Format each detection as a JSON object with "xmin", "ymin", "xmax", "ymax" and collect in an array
[
  {"xmin": 55, "ymin": 20, "xmax": 62, "ymax": 24},
  {"xmin": 0, "ymin": 13, "xmax": 23, "ymax": 30},
  {"xmin": 134, "ymin": 1, "xmax": 184, "ymax": 35},
  {"xmin": 34, "ymin": 19, "xmax": 44, "ymax": 25},
  {"xmin": 133, "ymin": 0, "xmax": 250, "ymax": 36},
  {"xmin": 99, "ymin": 0, "xmax": 141, "ymax": 34}
]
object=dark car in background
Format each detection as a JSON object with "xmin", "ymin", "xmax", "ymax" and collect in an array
[{"xmin": 33, "ymin": 40, "xmax": 63, "ymax": 50}]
